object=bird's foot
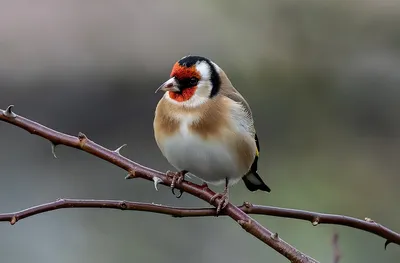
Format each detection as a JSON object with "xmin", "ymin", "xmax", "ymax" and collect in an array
[
  {"xmin": 166, "ymin": 170, "xmax": 188, "ymax": 198},
  {"xmin": 210, "ymin": 192, "xmax": 229, "ymax": 214}
]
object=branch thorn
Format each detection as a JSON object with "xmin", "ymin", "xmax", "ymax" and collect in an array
[
  {"xmin": 125, "ymin": 170, "xmax": 136, "ymax": 179},
  {"xmin": 243, "ymin": 201, "xmax": 252, "ymax": 208},
  {"xmin": 78, "ymin": 132, "xmax": 87, "ymax": 140},
  {"xmin": 271, "ymin": 232, "xmax": 279, "ymax": 240},
  {"xmin": 238, "ymin": 219, "xmax": 252, "ymax": 230},
  {"xmin": 365, "ymin": 217, "xmax": 374, "ymax": 223},
  {"xmin": 51, "ymin": 143, "xmax": 58, "ymax": 158},
  {"xmin": 119, "ymin": 201, "xmax": 128, "ymax": 210},
  {"xmin": 4, "ymin": 105, "xmax": 16, "ymax": 118},
  {"xmin": 114, "ymin": 144, "xmax": 127, "ymax": 156},
  {"xmin": 10, "ymin": 216, "xmax": 17, "ymax": 225},
  {"xmin": 384, "ymin": 240, "xmax": 391, "ymax": 250},
  {"xmin": 312, "ymin": 218, "xmax": 320, "ymax": 226},
  {"xmin": 153, "ymin": 176, "xmax": 163, "ymax": 191}
]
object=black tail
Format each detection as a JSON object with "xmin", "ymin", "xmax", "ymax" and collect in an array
[{"xmin": 242, "ymin": 172, "xmax": 271, "ymax": 192}]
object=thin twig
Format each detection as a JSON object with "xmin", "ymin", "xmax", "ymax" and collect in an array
[
  {"xmin": 245, "ymin": 204, "xmax": 400, "ymax": 247},
  {"xmin": 0, "ymin": 198, "xmax": 398, "ymax": 249},
  {"xmin": 0, "ymin": 106, "xmax": 318, "ymax": 263},
  {"xmin": 0, "ymin": 199, "xmax": 219, "ymax": 224},
  {"xmin": 332, "ymin": 232, "xmax": 341, "ymax": 263}
]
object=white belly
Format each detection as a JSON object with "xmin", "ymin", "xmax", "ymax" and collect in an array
[{"xmin": 161, "ymin": 132, "xmax": 242, "ymax": 186}]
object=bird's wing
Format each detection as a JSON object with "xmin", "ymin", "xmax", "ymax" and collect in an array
[
  {"xmin": 215, "ymin": 69, "xmax": 270, "ymax": 191},
  {"xmin": 220, "ymin": 85, "xmax": 253, "ymax": 118},
  {"xmin": 225, "ymin": 89, "xmax": 260, "ymax": 162},
  {"xmin": 219, "ymin": 85, "xmax": 256, "ymax": 137},
  {"xmin": 219, "ymin": 85, "xmax": 271, "ymax": 191}
]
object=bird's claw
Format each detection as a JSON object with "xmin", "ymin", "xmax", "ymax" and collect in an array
[
  {"xmin": 172, "ymin": 188, "xmax": 183, "ymax": 198},
  {"xmin": 166, "ymin": 170, "xmax": 187, "ymax": 198},
  {"xmin": 210, "ymin": 192, "xmax": 229, "ymax": 214}
]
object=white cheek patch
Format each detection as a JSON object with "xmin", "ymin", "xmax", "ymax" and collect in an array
[
  {"xmin": 196, "ymin": 62, "xmax": 211, "ymax": 80},
  {"xmin": 195, "ymin": 80, "xmax": 212, "ymax": 98},
  {"xmin": 195, "ymin": 61, "xmax": 213, "ymax": 98}
]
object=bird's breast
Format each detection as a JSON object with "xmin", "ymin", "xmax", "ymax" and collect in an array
[
  {"xmin": 160, "ymin": 123, "xmax": 242, "ymax": 185},
  {"xmin": 153, "ymin": 97, "xmax": 256, "ymax": 186}
]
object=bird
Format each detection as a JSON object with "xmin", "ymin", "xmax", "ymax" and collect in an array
[{"xmin": 153, "ymin": 55, "xmax": 271, "ymax": 213}]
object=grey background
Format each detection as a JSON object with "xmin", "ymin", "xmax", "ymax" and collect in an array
[{"xmin": 1, "ymin": 1, "xmax": 400, "ymax": 262}]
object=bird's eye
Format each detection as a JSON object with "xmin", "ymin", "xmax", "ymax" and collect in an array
[{"xmin": 189, "ymin": 77, "xmax": 198, "ymax": 86}]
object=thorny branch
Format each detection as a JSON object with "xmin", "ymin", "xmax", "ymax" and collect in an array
[
  {"xmin": 0, "ymin": 105, "xmax": 399, "ymax": 261},
  {"xmin": 1, "ymin": 197, "xmax": 399, "ymax": 250},
  {"xmin": 0, "ymin": 105, "xmax": 318, "ymax": 263}
]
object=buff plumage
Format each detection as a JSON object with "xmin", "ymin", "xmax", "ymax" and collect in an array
[{"xmin": 154, "ymin": 55, "xmax": 270, "ymax": 213}]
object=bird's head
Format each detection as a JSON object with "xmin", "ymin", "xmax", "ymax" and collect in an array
[{"xmin": 156, "ymin": 55, "xmax": 221, "ymax": 106}]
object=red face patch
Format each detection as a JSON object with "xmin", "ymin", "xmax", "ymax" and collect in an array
[
  {"xmin": 168, "ymin": 63, "xmax": 201, "ymax": 102},
  {"xmin": 169, "ymin": 87, "xmax": 197, "ymax": 102},
  {"xmin": 170, "ymin": 62, "xmax": 201, "ymax": 80}
]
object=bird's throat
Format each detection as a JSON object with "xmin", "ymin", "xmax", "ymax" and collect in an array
[{"xmin": 169, "ymin": 87, "xmax": 197, "ymax": 102}]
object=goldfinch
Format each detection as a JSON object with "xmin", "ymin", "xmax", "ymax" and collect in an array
[{"xmin": 154, "ymin": 55, "xmax": 270, "ymax": 212}]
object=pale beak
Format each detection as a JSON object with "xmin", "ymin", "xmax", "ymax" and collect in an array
[{"xmin": 155, "ymin": 77, "xmax": 180, "ymax": 93}]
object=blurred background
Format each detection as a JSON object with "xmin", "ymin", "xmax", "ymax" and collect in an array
[{"xmin": 0, "ymin": 0, "xmax": 399, "ymax": 262}]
